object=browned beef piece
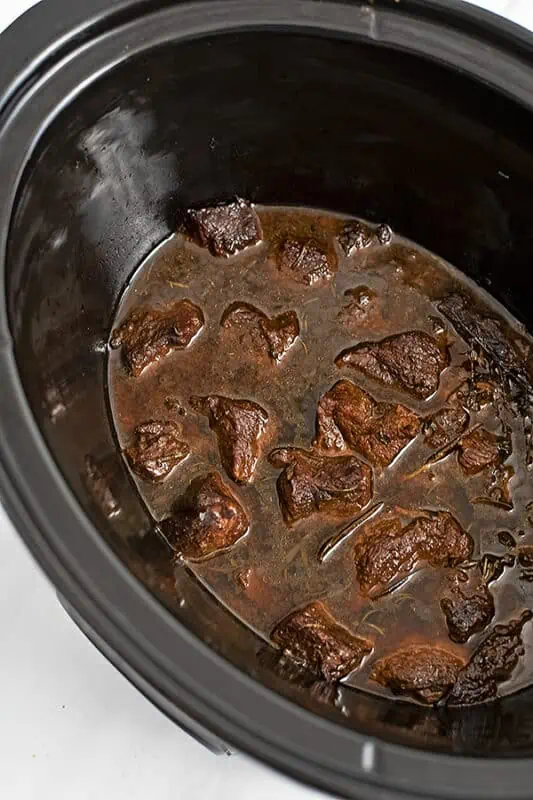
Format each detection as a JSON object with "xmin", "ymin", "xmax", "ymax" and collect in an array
[
  {"xmin": 221, "ymin": 301, "xmax": 300, "ymax": 362},
  {"xmin": 441, "ymin": 580, "xmax": 495, "ymax": 644},
  {"xmin": 272, "ymin": 601, "xmax": 372, "ymax": 682},
  {"xmin": 376, "ymin": 224, "xmax": 393, "ymax": 245},
  {"xmin": 187, "ymin": 198, "xmax": 262, "ymax": 257},
  {"xmin": 457, "ymin": 428, "xmax": 505, "ymax": 476},
  {"xmin": 448, "ymin": 611, "xmax": 533, "ymax": 706},
  {"xmin": 110, "ymin": 300, "xmax": 205, "ymax": 377},
  {"xmin": 314, "ymin": 380, "xmax": 420, "ymax": 466},
  {"xmin": 438, "ymin": 294, "xmax": 525, "ymax": 380},
  {"xmin": 338, "ymin": 221, "xmax": 374, "ymax": 255},
  {"xmin": 268, "ymin": 447, "xmax": 373, "ymax": 525},
  {"xmin": 125, "ymin": 421, "xmax": 190, "ymax": 482},
  {"xmin": 336, "ymin": 331, "xmax": 450, "ymax": 400},
  {"xmin": 353, "ymin": 511, "xmax": 472, "ymax": 597},
  {"xmin": 338, "ymin": 221, "xmax": 392, "ymax": 255},
  {"xmin": 371, "ymin": 645, "xmax": 465, "ymax": 704},
  {"xmin": 277, "ymin": 238, "xmax": 336, "ymax": 286},
  {"xmin": 161, "ymin": 472, "xmax": 249, "ymax": 560},
  {"xmin": 190, "ymin": 395, "xmax": 269, "ymax": 484}
]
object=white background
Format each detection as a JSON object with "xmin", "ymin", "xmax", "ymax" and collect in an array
[{"xmin": 0, "ymin": 1, "xmax": 531, "ymax": 798}]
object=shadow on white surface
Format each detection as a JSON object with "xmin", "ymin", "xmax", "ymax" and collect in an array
[{"xmin": 0, "ymin": 505, "xmax": 321, "ymax": 799}]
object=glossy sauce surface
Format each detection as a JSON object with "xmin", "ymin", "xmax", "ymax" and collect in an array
[{"xmin": 108, "ymin": 205, "xmax": 533, "ymax": 704}]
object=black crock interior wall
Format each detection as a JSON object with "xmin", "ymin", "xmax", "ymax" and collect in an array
[{"xmin": 8, "ymin": 30, "xmax": 533, "ymax": 755}]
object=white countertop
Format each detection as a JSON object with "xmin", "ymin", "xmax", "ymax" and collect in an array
[{"xmin": 1, "ymin": 1, "xmax": 531, "ymax": 798}]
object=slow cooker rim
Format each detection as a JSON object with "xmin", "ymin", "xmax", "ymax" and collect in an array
[
  {"xmin": 2, "ymin": 2, "xmax": 533, "ymax": 799},
  {"xmin": 2, "ymin": 0, "xmax": 533, "ymax": 119}
]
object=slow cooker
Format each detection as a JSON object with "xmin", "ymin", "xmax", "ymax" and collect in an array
[{"xmin": 2, "ymin": 1, "xmax": 533, "ymax": 797}]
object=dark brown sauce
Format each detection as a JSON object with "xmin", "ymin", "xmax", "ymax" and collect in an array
[{"xmin": 108, "ymin": 205, "xmax": 533, "ymax": 705}]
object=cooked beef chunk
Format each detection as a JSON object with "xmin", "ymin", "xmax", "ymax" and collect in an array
[
  {"xmin": 221, "ymin": 301, "xmax": 300, "ymax": 362},
  {"xmin": 110, "ymin": 300, "xmax": 205, "ymax": 377},
  {"xmin": 314, "ymin": 379, "xmax": 420, "ymax": 466},
  {"xmin": 338, "ymin": 221, "xmax": 392, "ymax": 256},
  {"xmin": 190, "ymin": 395, "xmax": 269, "ymax": 484},
  {"xmin": 439, "ymin": 294, "xmax": 526, "ymax": 380},
  {"xmin": 376, "ymin": 224, "xmax": 393, "ymax": 246},
  {"xmin": 272, "ymin": 601, "xmax": 372, "ymax": 682},
  {"xmin": 338, "ymin": 221, "xmax": 375, "ymax": 255},
  {"xmin": 277, "ymin": 238, "xmax": 336, "ymax": 285},
  {"xmin": 187, "ymin": 198, "xmax": 262, "ymax": 257},
  {"xmin": 336, "ymin": 331, "xmax": 450, "ymax": 400},
  {"xmin": 371, "ymin": 646, "xmax": 464, "ymax": 704},
  {"xmin": 448, "ymin": 611, "xmax": 533, "ymax": 706},
  {"xmin": 268, "ymin": 447, "xmax": 373, "ymax": 525},
  {"xmin": 353, "ymin": 511, "xmax": 472, "ymax": 597},
  {"xmin": 441, "ymin": 580, "xmax": 495, "ymax": 644},
  {"xmin": 440, "ymin": 294, "xmax": 533, "ymax": 473},
  {"xmin": 425, "ymin": 406, "xmax": 470, "ymax": 450},
  {"xmin": 457, "ymin": 428, "xmax": 505, "ymax": 476},
  {"xmin": 125, "ymin": 421, "xmax": 190, "ymax": 482},
  {"xmin": 161, "ymin": 472, "xmax": 249, "ymax": 560}
]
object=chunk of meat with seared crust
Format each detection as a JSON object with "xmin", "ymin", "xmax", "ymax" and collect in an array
[
  {"xmin": 272, "ymin": 601, "xmax": 372, "ymax": 682},
  {"xmin": 336, "ymin": 331, "xmax": 450, "ymax": 400},
  {"xmin": 277, "ymin": 238, "xmax": 336, "ymax": 286},
  {"xmin": 441, "ymin": 578, "xmax": 495, "ymax": 644},
  {"xmin": 221, "ymin": 301, "xmax": 300, "ymax": 362},
  {"xmin": 160, "ymin": 472, "xmax": 249, "ymax": 560},
  {"xmin": 337, "ymin": 221, "xmax": 392, "ymax": 256},
  {"xmin": 187, "ymin": 198, "xmax": 262, "ymax": 257},
  {"xmin": 371, "ymin": 645, "xmax": 464, "ymax": 704},
  {"xmin": 353, "ymin": 510, "xmax": 472, "ymax": 597},
  {"xmin": 190, "ymin": 395, "xmax": 269, "ymax": 484},
  {"xmin": 448, "ymin": 611, "xmax": 533, "ymax": 706},
  {"xmin": 268, "ymin": 447, "xmax": 373, "ymax": 525},
  {"xmin": 125, "ymin": 421, "xmax": 190, "ymax": 482},
  {"xmin": 457, "ymin": 428, "xmax": 506, "ymax": 476},
  {"xmin": 314, "ymin": 379, "xmax": 420, "ymax": 466},
  {"xmin": 110, "ymin": 300, "xmax": 204, "ymax": 377}
]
